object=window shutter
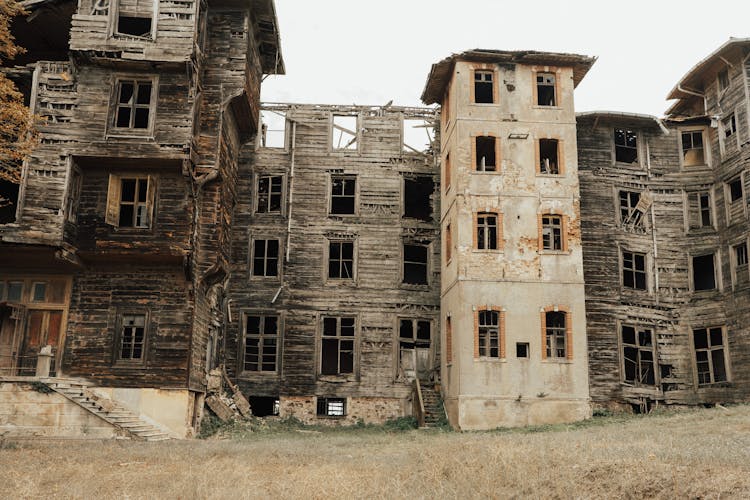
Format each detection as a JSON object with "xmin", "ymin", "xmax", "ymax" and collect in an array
[
  {"xmin": 105, "ymin": 174, "xmax": 121, "ymax": 226},
  {"xmin": 146, "ymin": 175, "xmax": 158, "ymax": 228}
]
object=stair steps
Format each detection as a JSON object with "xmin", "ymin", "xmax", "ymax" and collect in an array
[{"xmin": 418, "ymin": 381, "xmax": 446, "ymax": 428}]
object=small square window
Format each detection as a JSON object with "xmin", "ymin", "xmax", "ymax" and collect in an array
[
  {"xmin": 317, "ymin": 397, "xmax": 346, "ymax": 417},
  {"xmin": 516, "ymin": 342, "xmax": 529, "ymax": 358}
]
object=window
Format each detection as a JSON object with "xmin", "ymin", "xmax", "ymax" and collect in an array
[
  {"xmin": 116, "ymin": 0, "xmax": 154, "ymax": 38},
  {"xmin": 621, "ymin": 325, "xmax": 655, "ymax": 386},
  {"xmin": 692, "ymin": 253, "xmax": 716, "ymax": 291},
  {"xmin": 118, "ymin": 314, "xmax": 146, "ymax": 361},
  {"xmin": 321, "ymin": 316, "xmax": 355, "ymax": 375},
  {"xmin": 614, "ymin": 129, "xmax": 638, "ymax": 164},
  {"xmin": 516, "ymin": 342, "xmax": 529, "ymax": 358},
  {"xmin": 242, "ymin": 314, "xmax": 279, "ymax": 372},
  {"xmin": 445, "ymin": 316, "xmax": 452, "ymax": 364},
  {"xmin": 539, "ymin": 139, "xmax": 559, "ymax": 174},
  {"xmin": 403, "ymin": 118, "xmax": 434, "ymax": 153},
  {"xmin": 476, "ymin": 309, "xmax": 500, "ymax": 358},
  {"xmin": 474, "ymin": 136, "xmax": 497, "ymax": 171},
  {"xmin": 681, "ymin": 131, "xmax": 705, "ymax": 166},
  {"xmin": 688, "ymin": 191, "xmax": 712, "ymax": 229},
  {"xmin": 728, "ymin": 177, "xmax": 743, "ymax": 203},
  {"xmin": 317, "ymin": 397, "xmax": 346, "ymax": 417},
  {"xmin": 332, "ymin": 115, "xmax": 357, "ymax": 150},
  {"xmin": 536, "ymin": 72, "xmax": 556, "ymax": 106},
  {"xmin": 0, "ymin": 180, "xmax": 19, "ymax": 224},
  {"xmin": 403, "ymin": 243, "xmax": 428, "ymax": 285},
  {"xmin": 65, "ymin": 169, "xmax": 82, "ymax": 223},
  {"xmin": 403, "ymin": 176, "xmax": 433, "ymax": 221},
  {"xmin": 734, "ymin": 242, "xmax": 748, "ymax": 267},
  {"xmin": 105, "ymin": 174, "xmax": 156, "ymax": 228},
  {"xmin": 260, "ymin": 110, "xmax": 287, "ymax": 148},
  {"xmin": 444, "ymin": 153, "xmax": 451, "ymax": 191},
  {"xmin": 541, "ymin": 214, "xmax": 563, "ymax": 251},
  {"xmin": 618, "ymin": 190, "xmax": 645, "ymax": 226},
  {"xmin": 473, "ymin": 70, "xmax": 494, "ymax": 104},
  {"xmin": 718, "ymin": 69, "xmax": 729, "ymax": 92},
  {"xmin": 445, "ymin": 224, "xmax": 452, "ymax": 262},
  {"xmin": 251, "ymin": 239, "xmax": 279, "ymax": 277},
  {"xmin": 693, "ymin": 327, "xmax": 728, "ymax": 385},
  {"xmin": 723, "ymin": 114, "xmax": 737, "ymax": 138},
  {"xmin": 622, "ymin": 250, "xmax": 647, "ymax": 290},
  {"xmin": 328, "ymin": 240, "xmax": 354, "ymax": 279},
  {"xmin": 330, "ymin": 175, "xmax": 356, "ymax": 215},
  {"xmin": 256, "ymin": 175, "xmax": 283, "ymax": 214},
  {"xmin": 544, "ymin": 311, "xmax": 567, "ymax": 359},
  {"xmin": 476, "ymin": 212, "xmax": 499, "ymax": 250},
  {"xmin": 113, "ymin": 80, "xmax": 153, "ymax": 130}
]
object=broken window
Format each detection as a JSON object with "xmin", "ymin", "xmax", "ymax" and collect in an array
[
  {"xmin": 723, "ymin": 114, "xmax": 737, "ymax": 138},
  {"xmin": 475, "ymin": 136, "xmax": 497, "ymax": 171},
  {"xmin": 728, "ymin": 177, "xmax": 743, "ymax": 203},
  {"xmin": 260, "ymin": 110, "xmax": 287, "ymax": 148},
  {"xmin": 330, "ymin": 175, "xmax": 356, "ymax": 215},
  {"xmin": 105, "ymin": 174, "xmax": 156, "ymax": 228},
  {"xmin": 476, "ymin": 212, "xmax": 499, "ymax": 250},
  {"xmin": 541, "ymin": 214, "xmax": 563, "ymax": 251},
  {"xmin": 622, "ymin": 250, "xmax": 647, "ymax": 290},
  {"xmin": 256, "ymin": 175, "xmax": 283, "ymax": 214},
  {"xmin": 403, "ymin": 118, "xmax": 434, "ymax": 153},
  {"xmin": 692, "ymin": 253, "xmax": 716, "ymax": 291},
  {"xmin": 734, "ymin": 242, "xmax": 748, "ymax": 267},
  {"xmin": 477, "ymin": 310, "xmax": 500, "ymax": 358},
  {"xmin": 621, "ymin": 325, "xmax": 655, "ymax": 386},
  {"xmin": 399, "ymin": 319, "xmax": 431, "ymax": 379},
  {"xmin": 403, "ymin": 243, "xmax": 428, "ymax": 285},
  {"xmin": 688, "ymin": 191, "xmax": 713, "ymax": 229},
  {"xmin": 331, "ymin": 115, "xmax": 357, "ymax": 150},
  {"xmin": 251, "ymin": 239, "xmax": 279, "ymax": 277},
  {"xmin": 516, "ymin": 342, "xmax": 529, "ymax": 358},
  {"xmin": 243, "ymin": 314, "xmax": 278, "ymax": 372},
  {"xmin": 0, "ymin": 180, "xmax": 19, "ymax": 224},
  {"xmin": 403, "ymin": 176, "xmax": 433, "ymax": 221},
  {"xmin": 693, "ymin": 327, "xmax": 728, "ymax": 385},
  {"xmin": 118, "ymin": 314, "xmax": 146, "ymax": 361},
  {"xmin": 536, "ymin": 72, "xmax": 556, "ymax": 106},
  {"xmin": 65, "ymin": 169, "xmax": 82, "ymax": 223},
  {"xmin": 718, "ymin": 69, "xmax": 730, "ymax": 92},
  {"xmin": 614, "ymin": 129, "xmax": 638, "ymax": 164},
  {"xmin": 116, "ymin": 0, "xmax": 153, "ymax": 38},
  {"xmin": 328, "ymin": 240, "xmax": 354, "ymax": 280},
  {"xmin": 248, "ymin": 397, "xmax": 279, "ymax": 417},
  {"xmin": 321, "ymin": 317, "xmax": 355, "ymax": 375},
  {"xmin": 539, "ymin": 139, "xmax": 559, "ymax": 174},
  {"xmin": 545, "ymin": 311, "xmax": 567, "ymax": 359},
  {"xmin": 473, "ymin": 70, "xmax": 494, "ymax": 104},
  {"xmin": 113, "ymin": 80, "xmax": 153, "ymax": 130},
  {"xmin": 317, "ymin": 397, "xmax": 346, "ymax": 416},
  {"xmin": 618, "ymin": 190, "xmax": 646, "ymax": 227},
  {"xmin": 681, "ymin": 130, "xmax": 705, "ymax": 166}
]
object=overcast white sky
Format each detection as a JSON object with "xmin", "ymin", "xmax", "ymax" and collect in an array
[{"xmin": 261, "ymin": 0, "xmax": 750, "ymax": 117}]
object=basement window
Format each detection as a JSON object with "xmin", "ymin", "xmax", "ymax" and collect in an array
[
  {"xmin": 105, "ymin": 174, "xmax": 156, "ymax": 228},
  {"xmin": 317, "ymin": 397, "xmax": 346, "ymax": 417},
  {"xmin": 256, "ymin": 175, "xmax": 283, "ymax": 214},
  {"xmin": 614, "ymin": 129, "xmax": 638, "ymax": 164},
  {"xmin": 539, "ymin": 139, "xmax": 559, "ymax": 174},
  {"xmin": 251, "ymin": 239, "xmax": 280, "ymax": 277},
  {"xmin": 113, "ymin": 79, "xmax": 154, "ymax": 130},
  {"xmin": 248, "ymin": 397, "xmax": 279, "ymax": 417},
  {"xmin": 536, "ymin": 73, "xmax": 556, "ymax": 106},
  {"xmin": 693, "ymin": 327, "xmax": 728, "ymax": 385},
  {"xmin": 328, "ymin": 240, "xmax": 354, "ymax": 280},
  {"xmin": 681, "ymin": 130, "xmax": 705, "ymax": 166},
  {"xmin": 622, "ymin": 250, "xmax": 647, "ymax": 290},
  {"xmin": 0, "ymin": 180, "xmax": 19, "ymax": 224},
  {"xmin": 474, "ymin": 70, "xmax": 494, "ymax": 104},
  {"xmin": 330, "ymin": 175, "xmax": 356, "ymax": 215},
  {"xmin": 321, "ymin": 317, "xmax": 355, "ymax": 375},
  {"xmin": 692, "ymin": 253, "xmax": 716, "ymax": 291},
  {"xmin": 403, "ymin": 243, "xmax": 429, "ymax": 285},
  {"xmin": 243, "ymin": 314, "xmax": 279, "ymax": 372},
  {"xmin": 475, "ymin": 136, "xmax": 497, "ymax": 171},
  {"xmin": 403, "ymin": 176, "xmax": 433, "ymax": 221},
  {"xmin": 621, "ymin": 325, "xmax": 655, "ymax": 386},
  {"xmin": 117, "ymin": 314, "xmax": 147, "ymax": 361},
  {"xmin": 331, "ymin": 115, "xmax": 358, "ymax": 150},
  {"xmin": 115, "ymin": 0, "xmax": 154, "ymax": 38}
]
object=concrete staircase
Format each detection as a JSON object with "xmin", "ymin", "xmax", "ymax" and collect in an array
[
  {"xmin": 44, "ymin": 379, "xmax": 172, "ymax": 441},
  {"xmin": 419, "ymin": 381, "xmax": 446, "ymax": 428}
]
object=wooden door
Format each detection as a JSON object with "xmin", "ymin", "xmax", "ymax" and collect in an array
[
  {"xmin": 0, "ymin": 305, "xmax": 24, "ymax": 375},
  {"xmin": 19, "ymin": 310, "xmax": 63, "ymax": 376}
]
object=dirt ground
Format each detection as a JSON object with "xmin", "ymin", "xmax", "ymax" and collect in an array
[{"xmin": 2, "ymin": 405, "xmax": 750, "ymax": 499}]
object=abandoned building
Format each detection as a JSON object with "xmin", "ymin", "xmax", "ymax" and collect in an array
[{"xmin": 0, "ymin": 0, "xmax": 748, "ymax": 436}]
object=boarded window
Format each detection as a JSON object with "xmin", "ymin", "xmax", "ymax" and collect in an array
[
  {"xmin": 403, "ymin": 176, "xmax": 433, "ymax": 221},
  {"xmin": 614, "ymin": 129, "xmax": 638, "ymax": 164},
  {"xmin": 116, "ymin": 0, "xmax": 153, "ymax": 38},
  {"xmin": 403, "ymin": 243, "xmax": 428, "ymax": 285},
  {"xmin": 693, "ymin": 253, "xmax": 716, "ymax": 291},
  {"xmin": 476, "ymin": 212, "xmax": 498, "ymax": 250},
  {"xmin": 332, "ymin": 115, "xmax": 357, "ymax": 150},
  {"xmin": 622, "ymin": 251, "xmax": 647, "ymax": 290},
  {"xmin": 474, "ymin": 70, "xmax": 494, "ymax": 104},
  {"xmin": 621, "ymin": 325, "xmax": 655, "ymax": 385},
  {"xmin": 693, "ymin": 327, "xmax": 727, "ymax": 385},
  {"xmin": 252, "ymin": 239, "xmax": 279, "ymax": 277},
  {"xmin": 317, "ymin": 397, "xmax": 346, "ymax": 416},
  {"xmin": 243, "ymin": 314, "xmax": 278, "ymax": 372},
  {"xmin": 328, "ymin": 240, "xmax": 354, "ymax": 279},
  {"xmin": 330, "ymin": 175, "xmax": 356, "ymax": 214},
  {"xmin": 119, "ymin": 314, "xmax": 146, "ymax": 360},
  {"xmin": 541, "ymin": 214, "xmax": 562, "ymax": 250},
  {"xmin": 114, "ymin": 80, "xmax": 152, "ymax": 129},
  {"xmin": 475, "ymin": 136, "xmax": 497, "ymax": 171},
  {"xmin": 321, "ymin": 317, "xmax": 355, "ymax": 375},
  {"xmin": 477, "ymin": 310, "xmax": 499, "ymax": 358},
  {"xmin": 545, "ymin": 311, "xmax": 566, "ymax": 359},
  {"xmin": 539, "ymin": 139, "xmax": 559, "ymax": 174},
  {"xmin": 105, "ymin": 174, "xmax": 156, "ymax": 228},
  {"xmin": 681, "ymin": 131, "xmax": 705, "ymax": 166},
  {"xmin": 536, "ymin": 73, "xmax": 556, "ymax": 106},
  {"xmin": 257, "ymin": 175, "xmax": 283, "ymax": 213},
  {"xmin": 688, "ymin": 191, "xmax": 712, "ymax": 229}
]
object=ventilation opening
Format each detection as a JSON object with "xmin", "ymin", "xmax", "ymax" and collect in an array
[
  {"xmin": 693, "ymin": 254, "xmax": 716, "ymax": 291},
  {"xmin": 117, "ymin": 16, "xmax": 152, "ymax": 37},
  {"xmin": 249, "ymin": 396, "xmax": 279, "ymax": 417},
  {"xmin": 0, "ymin": 180, "xmax": 19, "ymax": 224},
  {"xmin": 403, "ymin": 176, "xmax": 433, "ymax": 221}
]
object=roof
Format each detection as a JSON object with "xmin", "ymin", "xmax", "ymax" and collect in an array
[
  {"xmin": 667, "ymin": 37, "xmax": 750, "ymax": 100},
  {"xmin": 421, "ymin": 49, "xmax": 596, "ymax": 105}
]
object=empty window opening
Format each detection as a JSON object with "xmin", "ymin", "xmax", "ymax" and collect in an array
[
  {"xmin": 536, "ymin": 73, "xmax": 556, "ymax": 106},
  {"xmin": 248, "ymin": 396, "xmax": 279, "ymax": 417},
  {"xmin": 539, "ymin": 139, "xmax": 559, "ymax": 174},
  {"xmin": 474, "ymin": 70, "xmax": 494, "ymax": 104},
  {"xmin": 317, "ymin": 397, "xmax": 346, "ymax": 417},
  {"xmin": 619, "ymin": 190, "xmax": 644, "ymax": 227},
  {"xmin": 332, "ymin": 115, "xmax": 357, "ymax": 150},
  {"xmin": 681, "ymin": 131, "xmax": 704, "ymax": 166},
  {"xmin": 328, "ymin": 240, "xmax": 354, "ymax": 279},
  {"xmin": 718, "ymin": 69, "xmax": 730, "ymax": 92},
  {"xmin": 693, "ymin": 253, "xmax": 716, "ymax": 291},
  {"xmin": 476, "ymin": 212, "xmax": 498, "ymax": 250},
  {"xmin": 723, "ymin": 114, "xmax": 737, "ymax": 138},
  {"xmin": 475, "ymin": 136, "xmax": 497, "ymax": 171},
  {"xmin": 118, "ymin": 177, "xmax": 152, "ymax": 228},
  {"xmin": 444, "ymin": 153, "xmax": 451, "ymax": 191},
  {"xmin": 621, "ymin": 325, "xmax": 655, "ymax": 385},
  {"xmin": 622, "ymin": 251, "xmax": 647, "ymax": 290},
  {"xmin": 545, "ymin": 311, "xmax": 567, "ymax": 359},
  {"xmin": 257, "ymin": 175, "xmax": 282, "ymax": 213},
  {"xmin": 477, "ymin": 310, "xmax": 499, "ymax": 358},
  {"xmin": 516, "ymin": 342, "xmax": 529, "ymax": 358},
  {"xmin": 735, "ymin": 242, "xmax": 748, "ymax": 267},
  {"xmin": 403, "ymin": 243, "xmax": 428, "ymax": 285},
  {"xmin": 260, "ymin": 110, "xmax": 287, "ymax": 148},
  {"xmin": 330, "ymin": 175, "xmax": 356, "ymax": 214},
  {"xmin": 119, "ymin": 314, "xmax": 146, "ymax": 361},
  {"xmin": 729, "ymin": 177, "xmax": 743, "ymax": 203},
  {"xmin": 116, "ymin": 0, "xmax": 153, "ymax": 38},
  {"xmin": 403, "ymin": 176, "xmax": 433, "ymax": 221},
  {"xmin": 698, "ymin": 192, "xmax": 712, "ymax": 227},
  {"xmin": 541, "ymin": 215, "xmax": 562, "ymax": 250},
  {"xmin": 614, "ymin": 129, "xmax": 638, "ymax": 164},
  {"xmin": 0, "ymin": 180, "xmax": 19, "ymax": 224},
  {"xmin": 693, "ymin": 327, "xmax": 727, "ymax": 385},
  {"xmin": 403, "ymin": 118, "xmax": 434, "ymax": 153},
  {"xmin": 399, "ymin": 319, "xmax": 431, "ymax": 379},
  {"xmin": 243, "ymin": 314, "xmax": 278, "ymax": 372},
  {"xmin": 445, "ymin": 224, "xmax": 452, "ymax": 262},
  {"xmin": 114, "ymin": 80, "xmax": 152, "ymax": 129},
  {"xmin": 252, "ymin": 239, "xmax": 279, "ymax": 277},
  {"xmin": 321, "ymin": 317, "xmax": 355, "ymax": 375}
]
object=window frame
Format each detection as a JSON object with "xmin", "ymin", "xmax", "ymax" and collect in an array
[
  {"xmin": 471, "ymin": 68, "xmax": 496, "ymax": 104},
  {"xmin": 249, "ymin": 236, "xmax": 282, "ymax": 280},
  {"xmin": 541, "ymin": 307, "xmax": 572, "ymax": 361},
  {"xmin": 112, "ymin": 0, "xmax": 158, "ymax": 40},
  {"xmin": 684, "ymin": 189, "xmax": 715, "ymax": 231},
  {"xmin": 621, "ymin": 249, "xmax": 648, "ymax": 291},
  {"xmin": 724, "ymin": 174, "xmax": 747, "ymax": 224},
  {"xmin": 402, "ymin": 174, "xmax": 434, "ymax": 222},
  {"xmin": 474, "ymin": 211, "xmax": 502, "ymax": 251},
  {"xmin": 472, "ymin": 135, "xmax": 501, "ymax": 172},
  {"xmin": 255, "ymin": 174, "xmax": 285, "ymax": 215},
  {"xmin": 326, "ymin": 237, "xmax": 356, "ymax": 282},
  {"xmin": 316, "ymin": 397, "xmax": 347, "ymax": 418},
  {"xmin": 679, "ymin": 129, "xmax": 708, "ymax": 168},
  {"xmin": 319, "ymin": 315, "xmax": 358, "ymax": 378},
  {"xmin": 108, "ymin": 75, "xmax": 158, "ymax": 137},
  {"xmin": 328, "ymin": 174, "xmax": 358, "ymax": 216},
  {"xmin": 730, "ymin": 239, "xmax": 749, "ymax": 288},
  {"xmin": 473, "ymin": 306, "xmax": 505, "ymax": 360},
  {"xmin": 401, "ymin": 241, "xmax": 430, "ymax": 286},
  {"xmin": 65, "ymin": 165, "xmax": 83, "ymax": 224},
  {"xmin": 534, "ymin": 71, "xmax": 558, "ymax": 107},
  {"xmin": 113, "ymin": 310, "xmax": 149, "ymax": 366},
  {"xmin": 104, "ymin": 173, "xmax": 158, "ymax": 230},
  {"xmin": 396, "ymin": 317, "xmax": 433, "ymax": 378},
  {"xmin": 239, "ymin": 311, "xmax": 281, "ymax": 375},
  {"xmin": 539, "ymin": 213, "xmax": 566, "ymax": 252},
  {"xmin": 330, "ymin": 113, "xmax": 359, "ymax": 152},
  {"xmin": 692, "ymin": 326, "xmax": 730, "ymax": 387},
  {"xmin": 619, "ymin": 323, "xmax": 657, "ymax": 387},
  {"xmin": 536, "ymin": 137, "xmax": 564, "ymax": 176},
  {"xmin": 612, "ymin": 128, "xmax": 640, "ymax": 166},
  {"xmin": 690, "ymin": 251, "xmax": 721, "ymax": 293},
  {"xmin": 719, "ymin": 112, "xmax": 739, "ymax": 157}
]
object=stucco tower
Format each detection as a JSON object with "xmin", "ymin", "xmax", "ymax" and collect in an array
[{"xmin": 422, "ymin": 50, "xmax": 596, "ymax": 429}]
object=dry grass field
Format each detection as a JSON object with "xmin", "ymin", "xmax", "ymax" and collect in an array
[{"xmin": 3, "ymin": 405, "xmax": 750, "ymax": 499}]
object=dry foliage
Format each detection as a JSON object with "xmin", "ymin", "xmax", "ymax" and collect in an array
[{"xmin": 2, "ymin": 405, "xmax": 750, "ymax": 498}]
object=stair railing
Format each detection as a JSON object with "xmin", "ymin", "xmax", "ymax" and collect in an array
[{"xmin": 413, "ymin": 378, "xmax": 425, "ymax": 428}]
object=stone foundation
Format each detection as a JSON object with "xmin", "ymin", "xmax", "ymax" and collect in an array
[
  {"xmin": 279, "ymin": 396, "xmax": 407, "ymax": 425},
  {"xmin": 452, "ymin": 396, "xmax": 591, "ymax": 430}
]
